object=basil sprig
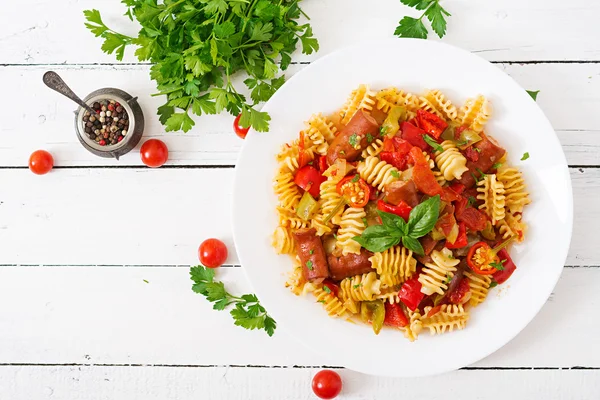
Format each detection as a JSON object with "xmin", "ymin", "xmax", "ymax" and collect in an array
[{"xmin": 352, "ymin": 195, "xmax": 440, "ymax": 255}]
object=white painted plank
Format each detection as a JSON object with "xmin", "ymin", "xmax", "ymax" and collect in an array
[
  {"xmin": 0, "ymin": 63, "xmax": 599, "ymax": 166},
  {"xmin": 0, "ymin": 168, "xmax": 594, "ymax": 265},
  {"xmin": 0, "ymin": 266, "xmax": 597, "ymax": 368},
  {"xmin": 0, "ymin": 366, "xmax": 597, "ymax": 400},
  {"xmin": 2, "ymin": 0, "xmax": 600, "ymax": 64}
]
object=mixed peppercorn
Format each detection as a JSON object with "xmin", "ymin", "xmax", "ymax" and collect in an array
[{"xmin": 82, "ymin": 99, "xmax": 129, "ymax": 146}]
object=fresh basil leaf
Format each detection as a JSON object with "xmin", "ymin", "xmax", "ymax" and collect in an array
[
  {"xmin": 360, "ymin": 224, "xmax": 393, "ymax": 239},
  {"xmin": 353, "ymin": 235, "xmax": 400, "ymax": 253},
  {"xmin": 377, "ymin": 210, "xmax": 403, "ymax": 229},
  {"xmin": 402, "ymin": 236, "xmax": 424, "ymax": 256},
  {"xmin": 396, "ymin": 216, "xmax": 409, "ymax": 237},
  {"xmin": 408, "ymin": 195, "xmax": 440, "ymax": 238}
]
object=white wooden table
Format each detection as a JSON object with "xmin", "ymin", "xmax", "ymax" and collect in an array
[{"xmin": 1, "ymin": 0, "xmax": 599, "ymax": 398}]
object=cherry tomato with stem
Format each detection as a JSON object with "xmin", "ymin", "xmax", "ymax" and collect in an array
[
  {"xmin": 198, "ymin": 238, "xmax": 228, "ymax": 268},
  {"xmin": 233, "ymin": 114, "xmax": 250, "ymax": 139},
  {"xmin": 140, "ymin": 139, "xmax": 169, "ymax": 168},
  {"xmin": 312, "ymin": 370, "xmax": 342, "ymax": 399},
  {"xmin": 294, "ymin": 165, "xmax": 325, "ymax": 198},
  {"xmin": 29, "ymin": 150, "xmax": 54, "ymax": 175}
]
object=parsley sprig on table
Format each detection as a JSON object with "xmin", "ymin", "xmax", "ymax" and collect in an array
[
  {"xmin": 394, "ymin": 0, "xmax": 451, "ymax": 39},
  {"xmin": 84, "ymin": 0, "xmax": 319, "ymax": 133},
  {"xmin": 190, "ymin": 265, "xmax": 276, "ymax": 336}
]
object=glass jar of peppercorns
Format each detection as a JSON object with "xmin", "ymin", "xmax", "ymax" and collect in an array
[{"xmin": 74, "ymin": 88, "xmax": 144, "ymax": 159}]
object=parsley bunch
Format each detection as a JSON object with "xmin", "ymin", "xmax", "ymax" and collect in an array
[
  {"xmin": 353, "ymin": 195, "xmax": 441, "ymax": 255},
  {"xmin": 84, "ymin": 0, "xmax": 319, "ymax": 133},
  {"xmin": 394, "ymin": 0, "xmax": 451, "ymax": 39},
  {"xmin": 190, "ymin": 265, "xmax": 276, "ymax": 336}
]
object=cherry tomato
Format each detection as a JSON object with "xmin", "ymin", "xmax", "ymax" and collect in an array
[
  {"xmin": 233, "ymin": 114, "xmax": 250, "ymax": 139},
  {"xmin": 448, "ymin": 277, "xmax": 471, "ymax": 305},
  {"xmin": 294, "ymin": 165, "xmax": 325, "ymax": 198},
  {"xmin": 140, "ymin": 139, "xmax": 168, "ymax": 168},
  {"xmin": 312, "ymin": 370, "xmax": 342, "ymax": 400},
  {"xmin": 29, "ymin": 150, "xmax": 54, "ymax": 175},
  {"xmin": 198, "ymin": 238, "xmax": 228, "ymax": 268},
  {"xmin": 384, "ymin": 302, "xmax": 409, "ymax": 327}
]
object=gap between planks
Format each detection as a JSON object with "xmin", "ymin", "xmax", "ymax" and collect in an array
[{"xmin": 0, "ymin": 363, "xmax": 596, "ymax": 370}]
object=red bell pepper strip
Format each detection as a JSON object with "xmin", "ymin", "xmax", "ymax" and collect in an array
[
  {"xmin": 398, "ymin": 276, "xmax": 425, "ymax": 311},
  {"xmin": 294, "ymin": 165, "xmax": 326, "ymax": 198},
  {"xmin": 492, "ymin": 248, "xmax": 517, "ymax": 284},
  {"xmin": 448, "ymin": 278, "xmax": 471, "ymax": 305},
  {"xmin": 298, "ymin": 131, "xmax": 311, "ymax": 168},
  {"xmin": 317, "ymin": 155, "xmax": 328, "ymax": 173},
  {"xmin": 449, "ymin": 182, "xmax": 466, "ymax": 194},
  {"xmin": 401, "ymin": 121, "xmax": 429, "ymax": 150},
  {"xmin": 445, "ymin": 222, "xmax": 468, "ymax": 249},
  {"xmin": 377, "ymin": 199, "xmax": 412, "ymax": 222},
  {"xmin": 416, "ymin": 109, "xmax": 448, "ymax": 139},
  {"xmin": 426, "ymin": 304, "xmax": 443, "ymax": 318},
  {"xmin": 383, "ymin": 302, "xmax": 409, "ymax": 327}
]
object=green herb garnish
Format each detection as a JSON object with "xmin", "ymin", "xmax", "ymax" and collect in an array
[
  {"xmin": 489, "ymin": 280, "xmax": 498, "ymax": 288},
  {"xmin": 323, "ymin": 285, "xmax": 331, "ymax": 294},
  {"xmin": 353, "ymin": 195, "xmax": 441, "ymax": 255},
  {"xmin": 424, "ymin": 134, "xmax": 444, "ymax": 152},
  {"xmin": 83, "ymin": 1, "xmax": 319, "ymax": 133},
  {"xmin": 349, "ymin": 133, "xmax": 359, "ymax": 148},
  {"xmin": 390, "ymin": 170, "xmax": 401, "ymax": 179},
  {"xmin": 490, "ymin": 259, "xmax": 506, "ymax": 271},
  {"xmin": 394, "ymin": 0, "xmax": 451, "ymax": 39},
  {"xmin": 309, "ymin": 249, "xmax": 314, "ymax": 255},
  {"xmin": 492, "ymin": 162, "xmax": 503, "ymax": 170},
  {"xmin": 363, "ymin": 217, "xmax": 369, "ymax": 227},
  {"xmin": 366, "ymin": 133, "xmax": 374, "ymax": 144},
  {"xmin": 353, "ymin": 283, "xmax": 363, "ymax": 289},
  {"xmin": 306, "ymin": 260, "xmax": 313, "ymax": 270},
  {"xmin": 190, "ymin": 265, "xmax": 276, "ymax": 336},
  {"xmin": 351, "ymin": 174, "xmax": 360, "ymax": 183},
  {"xmin": 526, "ymin": 90, "xmax": 540, "ymax": 101},
  {"xmin": 521, "ymin": 152, "xmax": 530, "ymax": 161},
  {"xmin": 467, "ymin": 196, "xmax": 477, "ymax": 207}
]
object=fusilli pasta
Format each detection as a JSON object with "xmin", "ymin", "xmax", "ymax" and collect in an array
[
  {"xmin": 340, "ymin": 271, "xmax": 382, "ymax": 302},
  {"xmin": 477, "ymin": 174, "xmax": 506, "ymax": 225},
  {"xmin": 369, "ymin": 246, "xmax": 416, "ymax": 287},
  {"xmin": 434, "ymin": 140, "xmax": 469, "ymax": 181},
  {"xmin": 497, "ymin": 167, "xmax": 531, "ymax": 213},
  {"xmin": 457, "ymin": 95, "xmax": 491, "ymax": 132},
  {"xmin": 421, "ymin": 304, "xmax": 469, "ymax": 334},
  {"xmin": 419, "ymin": 248, "xmax": 460, "ymax": 295},
  {"xmin": 464, "ymin": 271, "xmax": 492, "ymax": 307},
  {"xmin": 357, "ymin": 156, "xmax": 400, "ymax": 191},
  {"xmin": 340, "ymin": 84, "xmax": 376, "ymax": 125},
  {"xmin": 336, "ymin": 207, "xmax": 367, "ymax": 255}
]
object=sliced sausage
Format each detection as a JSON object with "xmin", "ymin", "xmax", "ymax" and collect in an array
[
  {"xmin": 384, "ymin": 180, "xmax": 419, "ymax": 208},
  {"xmin": 326, "ymin": 109, "xmax": 380, "ymax": 165},
  {"xmin": 293, "ymin": 228, "xmax": 329, "ymax": 281},
  {"xmin": 419, "ymin": 235, "xmax": 439, "ymax": 256},
  {"xmin": 327, "ymin": 249, "xmax": 373, "ymax": 281},
  {"xmin": 458, "ymin": 133, "xmax": 506, "ymax": 188}
]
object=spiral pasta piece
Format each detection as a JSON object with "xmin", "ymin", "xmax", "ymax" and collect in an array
[
  {"xmin": 306, "ymin": 113, "xmax": 337, "ymax": 144},
  {"xmin": 313, "ymin": 287, "xmax": 347, "ymax": 317},
  {"xmin": 336, "ymin": 207, "xmax": 367, "ymax": 255},
  {"xmin": 404, "ymin": 309, "xmax": 423, "ymax": 342},
  {"xmin": 498, "ymin": 212, "xmax": 526, "ymax": 242},
  {"xmin": 477, "ymin": 174, "xmax": 506, "ymax": 225},
  {"xmin": 458, "ymin": 95, "xmax": 491, "ymax": 132},
  {"xmin": 419, "ymin": 248, "xmax": 460, "ymax": 295},
  {"xmin": 361, "ymin": 138, "xmax": 385, "ymax": 159},
  {"xmin": 318, "ymin": 176, "xmax": 344, "ymax": 229},
  {"xmin": 285, "ymin": 264, "xmax": 306, "ymax": 296},
  {"xmin": 497, "ymin": 167, "xmax": 531, "ymax": 213},
  {"xmin": 464, "ymin": 271, "xmax": 492, "ymax": 307},
  {"xmin": 418, "ymin": 96, "xmax": 445, "ymax": 118},
  {"xmin": 340, "ymin": 271, "xmax": 382, "ymax": 302},
  {"xmin": 434, "ymin": 141, "xmax": 469, "ymax": 181},
  {"xmin": 375, "ymin": 87, "xmax": 419, "ymax": 114},
  {"xmin": 340, "ymin": 84, "xmax": 376, "ymax": 125},
  {"xmin": 273, "ymin": 166, "xmax": 301, "ymax": 211},
  {"xmin": 272, "ymin": 226, "xmax": 296, "ymax": 255},
  {"xmin": 421, "ymin": 304, "xmax": 469, "ymax": 334},
  {"xmin": 369, "ymin": 246, "xmax": 417, "ymax": 287},
  {"xmin": 423, "ymin": 89, "xmax": 458, "ymax": 121},
  {"xmin": 357, "ymin": 156, "xmax": 400, "ymax": 191},
  {"xmin": 277, "ymin": 207, "xmax": 309, "ymax": 230},
  {"xmin": 376, "ymin": 289, "xmax": 402, "ymax": 304}
]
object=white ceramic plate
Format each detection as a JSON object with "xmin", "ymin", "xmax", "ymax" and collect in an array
[{"xmin": 232, "ymin": 39, "xmax": 573, "ymax": 377}]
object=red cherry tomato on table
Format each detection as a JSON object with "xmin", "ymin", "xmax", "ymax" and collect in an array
[
  {"xmin": 198, "ymin": 238, "xmax": 228, "ymax": 268},
  {"xmin": 140, "ymin": 139, "xmax": 168, "ymax": 168},
  {"xmin": 234, "ymin": 114, "xmax": 250, "ymax": 139},
  {"xmin": 312, "ymin": 370, "xmax": 342, "ymax": 400},
  {"xmin": 29, "ymin": 150, "xmax": 54, "ymax": 175}
]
